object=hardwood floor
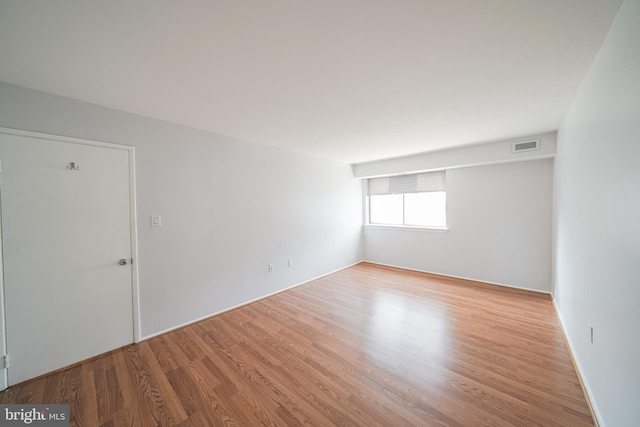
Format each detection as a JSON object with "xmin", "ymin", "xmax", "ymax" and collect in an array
[{"xmin": 0, "ymin": 263, "xmax": 594, "ymax": 426}]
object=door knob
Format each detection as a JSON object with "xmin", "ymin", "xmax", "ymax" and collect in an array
[{"xmin": 119, "ymin": 258, "xmax": 128, "ymax": 266}]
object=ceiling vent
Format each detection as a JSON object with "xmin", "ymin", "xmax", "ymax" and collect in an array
[{"xmin": 512, "ymin": 139, "xmax": 540, "ymax": 153}]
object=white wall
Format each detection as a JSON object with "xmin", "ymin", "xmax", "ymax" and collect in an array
[
  {"xmin": 554, "ymin": 0, "xmax": 640, "ymax": 425},
  {"xmin": 365, "ymin": 159, "xmax": 553, "ymax": 292},
  {"xmin": 353, "ymin": 132, "xmax": 556, "ymax": 178},
  {"xmin": 0, "ymin": 82, "xmax": 364, "ymax": 338}
]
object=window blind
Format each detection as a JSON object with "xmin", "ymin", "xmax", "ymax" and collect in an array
[{"xmin": 367, "ymin": 171, "xmax": 445, "ymax": 196}]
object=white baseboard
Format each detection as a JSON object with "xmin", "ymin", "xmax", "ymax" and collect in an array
[
  {"xmin": 140, "ymin": 261, "xmax": 363, "ymax": 341},
  {"xmin": 140, "ymin": 259, "xmax": 601, "ymax": 426},
  {"xmin": 363, "ymin": 260, "xmax": 552, "ymax": 295},
  {"xmin": 552, "ymin": 299, "xmax": 604, "ymax": 427}
]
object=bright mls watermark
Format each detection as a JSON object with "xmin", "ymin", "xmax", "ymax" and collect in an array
[{"xmin": 0, "ymin": 405, "xmax": 69, "ymax": 426}]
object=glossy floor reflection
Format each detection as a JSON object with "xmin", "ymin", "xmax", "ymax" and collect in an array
[
  {"xmin": 0, "ymin": 262, "xmax": 595, "ymax": 426},
  {"xmin": 365, "ymin": 290, "xmax": 450, "ymax": 387}
]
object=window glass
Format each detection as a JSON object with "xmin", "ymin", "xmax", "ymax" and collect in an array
[
  {"xmin": 369, "ymin": 194, "xmax": 403, "ymax": 225},
  {"xmin": 367, "ymin": 171, "xmax": 447, "ymax": 228},
  {"xmin": 404, "ymin": 192, "xmax": 446, "ymax": 227}
]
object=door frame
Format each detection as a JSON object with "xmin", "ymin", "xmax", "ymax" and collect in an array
[{"xmin": 0, "ymin": 127, "xmax": 141, "ymax": 389}]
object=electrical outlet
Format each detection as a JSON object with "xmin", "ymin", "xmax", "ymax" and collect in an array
[
  {"xmin": 590, "ymin": 326, "xmax": 594, "ymax": 344},
  {"xmin": 288, "ymin": 259, "xmax": 293, "ymax": 267},
  {"xmin": 268, "ymin": 264, "xmax": 273, "ymax": 272}
]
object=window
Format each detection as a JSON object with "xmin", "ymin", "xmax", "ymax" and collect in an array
[{"xmin": 367, "ymin": 171, "xmax": 446, "ymax": 228}]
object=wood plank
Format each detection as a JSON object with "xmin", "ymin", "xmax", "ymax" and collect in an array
[{"xmin": 0, "ymin": 262, "xmax": 595, "ymax": 426}]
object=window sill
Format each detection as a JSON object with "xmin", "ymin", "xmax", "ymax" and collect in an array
[{"xmin": 364, "ymin": 224, "xmax": 449, "ymax": 233}]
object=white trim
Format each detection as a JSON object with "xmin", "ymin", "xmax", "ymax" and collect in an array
[
  {"xmin": 364, "ymin": 224, "xmax": 449, "ymax": 233},
  {"xmin": 552, "ymin": 300, "xmax": 603, "ymax": 426},
  {"xmin": 0, "ymin": 127, "xmax": 130, "ymax": 151},
  {"xmin": 0, "ymin": 174, "xmax": 7, "ymax": 391},
  {"xmin": 141, "ymin": 261, "xmax": 363, "ymax": 341},
  {"xmin": 363, "ymin": 179, "xmax": 369, "ymax": 226},
  {"xmin": 364, "ymin": 261, "xmax": 552, "ymax": 295},
  {"xmin": 0, "ymin": 126, "xmax": 142, "ymax": 344},
  {"xmin": 128, "ymin": 149, "xmax": 142, "ymax": 343}
]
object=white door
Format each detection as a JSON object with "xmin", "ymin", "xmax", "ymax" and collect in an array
[{"xmin": 0, "ymin": 132, "xmax": 136, "ymax": 385}]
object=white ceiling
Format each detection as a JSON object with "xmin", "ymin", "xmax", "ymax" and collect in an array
[{"xmin": 0, "ymin": 1, "xmax": 622, "ymax": 164}]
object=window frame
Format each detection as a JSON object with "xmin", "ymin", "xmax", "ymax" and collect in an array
[{"xmin": 364, "ymin": 172, "xmax": 449, "ymax": 232}]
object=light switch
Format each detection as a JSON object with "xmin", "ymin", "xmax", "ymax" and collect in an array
[{"xmin": 151, "ymin": 214, "xmax": 162, "ymax": 227}]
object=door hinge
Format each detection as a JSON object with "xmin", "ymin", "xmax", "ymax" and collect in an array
[{"xmin": 0, "ymin": 355, "xmax": 9, "ymax": 369}]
